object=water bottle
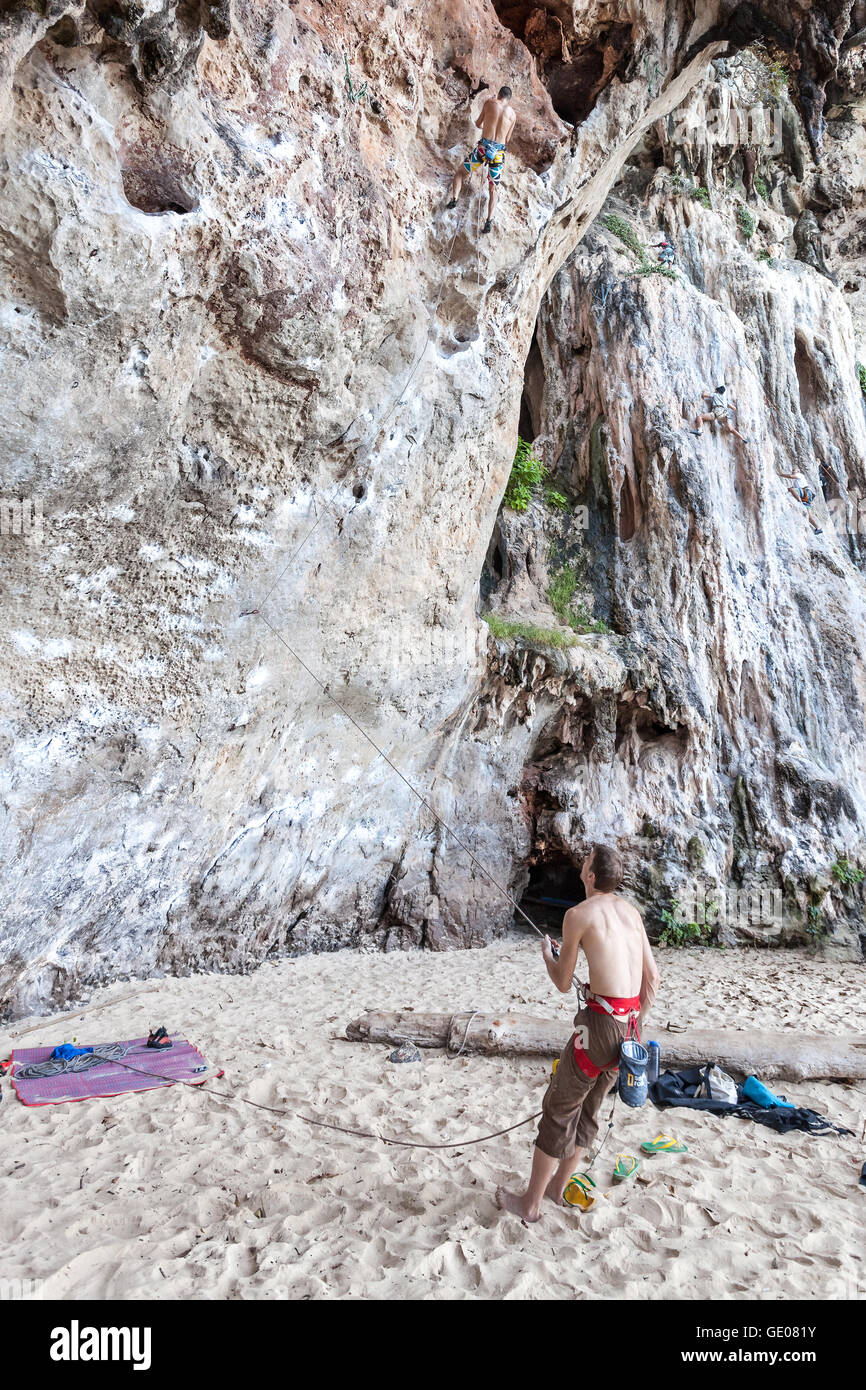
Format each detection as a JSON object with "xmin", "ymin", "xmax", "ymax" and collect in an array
[
  {"xmin": 647, "ymin": 1041, "xmax": 660, "ymax": 1086},
  {"xmin": 618, "ymin": 1039, "xmax": 649, "ymax": 1107}
]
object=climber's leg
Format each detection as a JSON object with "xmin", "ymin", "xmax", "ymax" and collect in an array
[
  {"xmin": 726, "ymin": 422, "xmax": 750, "ymax": 443},
  {"xmin": 484, "ymin": 180, "xmax": 497, "ymax": 233},
  {"xmin": 449, "ymin": 145, "xmax": 482, "ymax": 208},
  {"xmin": 447, "ymin": 167, "xmax": 465, "ymax": 208},
  {"xmin": 789, "ymin": 487, "xmax": 822, "ymax": 533},
  {"xmin": 481, "ymin": 145, "xmax": 504, "ymax": 233}
]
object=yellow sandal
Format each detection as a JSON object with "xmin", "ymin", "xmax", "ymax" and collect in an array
[{"xmin": 562, "ymin": 1171, "xmax": 596, "ymax": 1210}]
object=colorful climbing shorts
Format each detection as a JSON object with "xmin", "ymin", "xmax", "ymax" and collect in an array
[
  {"xmin": 464, "ymin": 138, "xmax": 506, "ymax": 185},
  {"xmin": 796, "ymin": 485, "xmax": 815, "ymax": 507}
]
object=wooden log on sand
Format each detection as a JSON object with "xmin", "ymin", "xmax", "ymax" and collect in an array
[{"xmin": 345, "ymin": 1010, "xmax": 866, "ymax": 1082}]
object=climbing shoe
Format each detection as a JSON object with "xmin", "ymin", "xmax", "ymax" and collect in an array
[
  {"xmin": 146, "ymin": 1027, "xmax": 172, "ymax": 1050},
  {"xmin": 445, "ymin": 198, "xmax": 457, "ymax": 210},
  {"xmin": 482, "ymin": 219, "xmax": 492, "ymax": 234}
]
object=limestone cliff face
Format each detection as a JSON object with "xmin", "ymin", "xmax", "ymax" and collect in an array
[{"xmin": 1, "ymin": 0, "xmax": 864, "ymax": 1015}]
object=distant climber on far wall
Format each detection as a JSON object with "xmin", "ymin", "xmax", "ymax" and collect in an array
[
  {"xmin": 446, "ymin": 85, "xmax": 516, "ymax": 235},
  {"xmin": 690, "ymin": 384, "xmax": 749, "ymax": 443},
  {"xmin": 778, "ymin": 468, "xmax": 823, "ymax": 534},
  {"xmin": 655, "ymin": 237, "xmax": 676, "ymax": 267}
]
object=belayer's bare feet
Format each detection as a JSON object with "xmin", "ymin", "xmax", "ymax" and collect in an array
[
  {"xmin": 495, "ymin": 1186, "xmax": 542, "ymax": 1222},
  {"xmin": 544, "ymin": 1178, "xmax": 566, "ymax": 1207}
]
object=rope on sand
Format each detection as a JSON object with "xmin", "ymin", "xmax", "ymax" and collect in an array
[{"xmin": 31, "ymin": 1049, "xmax": 544, "ymax": 1150}]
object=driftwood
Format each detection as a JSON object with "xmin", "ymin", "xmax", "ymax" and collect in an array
[{"xmin": 345, "ymin": 1010, "xmax": 866, "ymax": 1082}]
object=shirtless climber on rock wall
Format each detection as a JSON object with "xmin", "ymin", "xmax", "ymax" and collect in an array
[{"xmin": 447, "ymin": 86, "xmax": 516, "ymax": 234}]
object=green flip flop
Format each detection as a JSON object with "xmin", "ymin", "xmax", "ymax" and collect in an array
[
  {"xmin": 640, "ymin": 1133, "xmax": 688, "ymax": 1154},
  {"xmin": 612, "ymin": 1153, "xmax": 639, "ymax": 1182}
]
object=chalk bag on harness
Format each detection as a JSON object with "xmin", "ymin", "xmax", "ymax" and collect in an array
[{"xmin": 618, "ymin": 1039, "xmax": 649, "ymax": 1108}]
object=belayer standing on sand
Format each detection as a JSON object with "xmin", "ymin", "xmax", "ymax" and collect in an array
[
  {"xmin": 447, "ymin": 85, "xmax": 516, "ymax": 234},
  {"xmin": 496, "ymin": 845, "xmax": 660, "ymax": 1223}
]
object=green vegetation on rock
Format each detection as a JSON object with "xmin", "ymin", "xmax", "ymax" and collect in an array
[
  {"xmin": 603, "ymin": 213, "xmax": 644, "ymax": 259},
  {"xmin": 806, "ymin": 904, "xmax": 824, "ymax": 940},
  {"xmin": 504, "ymin": 438, "xmax": 573, "ymax": 514},
  {"xmin": 603, "ymin": 213, "xmax": 677, "ymax": 281},
  {"xmin": 547, "ymin": 559, "xmax": 610, "ymax": 635},
  {"xmin": 504, "ymin": 436, "xmax": 546, "ymax": 511},
  {"xmin": 544, "ymin": 488, "xmax": 570, "ymax": 512},
  {"xmin": 737, "ymin": 206, "xmax": 756, "ymax": 239},
  {"xmin": 482, "ymin": 613, "xmax": 582, "ymax": 649},
  {"xmin": 658, "ymin": 899, "xmax": 718, "ymax": 947},
  {"xmin": 831, "ymin": 857, "xmax": 865, "ymax": 886}
]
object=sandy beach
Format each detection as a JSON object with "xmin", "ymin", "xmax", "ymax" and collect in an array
[{"xmin": 1, "ymin": 940, "xmax": 863, "ymax": 1301}]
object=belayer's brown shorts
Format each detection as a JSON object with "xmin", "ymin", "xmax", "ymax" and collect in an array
[{"xmin": 535, "ymin": 1005, "xmax": 643, "ymax": 1160}]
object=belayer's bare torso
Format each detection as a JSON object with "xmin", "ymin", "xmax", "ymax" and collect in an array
[
  {"xmin": 564, "ymin": 893, "xmax": 649, "ymax": 1000},
  {"xmin": 478, "ymin": 95, "xmax": 515, "ymax": 144}
]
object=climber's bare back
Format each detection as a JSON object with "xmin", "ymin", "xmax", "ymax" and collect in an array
[
  {"xmin": 478, "ymin": 95, "xmax": 515, "ymax": 144},
  {"xmin": 564, "ymin": 893, "xmax": 648, "ymax": 999}
]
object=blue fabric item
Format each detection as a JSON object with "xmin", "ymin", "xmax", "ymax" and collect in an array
[
  {"xmin": 742, "ymin": 1074, "xmax": 794, "ymax": 1109},
  {"xmin": 49, "ymin": 1044, "xmax": 94, "ymax": 1061}
]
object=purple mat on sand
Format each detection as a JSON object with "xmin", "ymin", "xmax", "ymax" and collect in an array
[{"xmin": 10, "ymin": 1036, "xmax": 220, "ymax": 1107}]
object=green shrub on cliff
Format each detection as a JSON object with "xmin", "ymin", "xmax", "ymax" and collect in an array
[
  {"xmin": 858, "ymin": 362, "xmax": 866, "ymax": 397},
  {"xmin": 547, "ymin": 561, "xmax": 611, "ymax": 635},
  {"xmin": 482, "ymin": 613, "xmax": 581, "ymax": 649},
  {"xmin": 604, "ymin": 213, "xmax": 678, "ymax": 281},
  {"xmin": 806, "ymin": 904, "xmax": 825, "ymax": 940},
  {"xmin": 658, "ymin": 900, "xmax": 717, "ymax": 947},
  {"xmin": 603, "ymin": 213, "xmax": 644, "ymax": 259},
  {"xmin": 737, "ymin": 206, "xmax": 756, "ymax": 239},
  {"xmin": 504, "ymin": 436, "xmax": 546, "ymax": 511},
  {"xmin": 831, "ymin": 857, "xmax": 865, "ymax": 886},
  {"xmin": 692, "ymin": 186, "xmax": 711, "ymax": 208},
  {"xmin": 544, "ymin": 488, "xmax": 570, "ymax": 512}
]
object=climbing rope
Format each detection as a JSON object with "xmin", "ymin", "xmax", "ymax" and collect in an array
[
  {"xmin": 17, "ymin": 1043, "xmax": 618, "ymax": 1161},
  {"xmin": 14, "ymin": 1046, "xmax": 545, "ymax": 1150},
  {"xmin": 446, "ymin": 1009, "xmax": 481, "ymax": 1059},
  {"xmin": 13, "ymin": 1042, "xmax": 130, "ymax": 1080},
  {"xmin": 248, "ymin": 194, "xmax": 474, "ymax": 616},
  {"xmin": 253, "ymin": 608, "xmax": 560, "ymax": 951}
]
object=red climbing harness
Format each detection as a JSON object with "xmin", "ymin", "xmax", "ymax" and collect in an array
[{"xmin": 573, "ymin": 992, "xmax": 641, "ymax": 1077}]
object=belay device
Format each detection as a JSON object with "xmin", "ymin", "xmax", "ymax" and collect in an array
[{"xmin": 618, "ymin": 1038, "xmax": 649, "ymax": 1107}]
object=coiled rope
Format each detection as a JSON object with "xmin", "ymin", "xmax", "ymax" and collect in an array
[{"xmin": 14, "ymin": 1043, "xmax": 129, "ymax": 1080}]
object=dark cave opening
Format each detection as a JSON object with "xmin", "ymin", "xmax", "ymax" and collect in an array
[
  {"xmin": 618, "ymin": 475, "xmax": 637, "ymax": 542},
  {"xmin": 519, "ymin": 323, "xmax": 545, "ymax": 442},
  {"xmin": 794, "ymin": 333, "xmax": 820, "ymax": 415},
  {"xmin": 480, "ymin": 523, "xmax": 506, "ymax": 605},
  {"xmin": 490, "ymin": 3, "xmax": 634, "ymax": 126},
  {"xmin": 517, "ymin": 391, "xmax": 535, "ymax": 442},
  {"xmin": 121, "ymin": 166, "xmax": 199, "ymax": 217},
  {"xmin": 519, "ymin": 850, "xmax": 585, "ymax": 935}
]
